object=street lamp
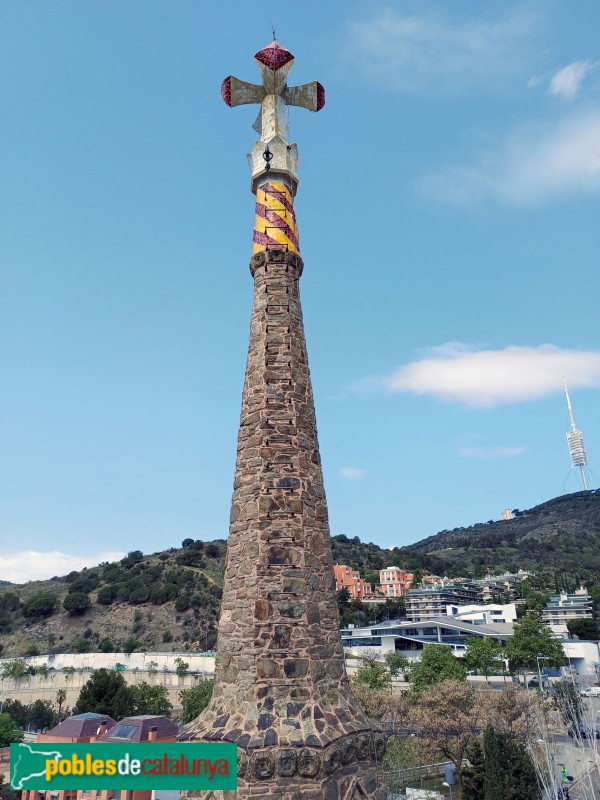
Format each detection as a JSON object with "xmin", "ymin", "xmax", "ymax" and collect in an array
[
  {"xmin": 442, "ymin": 781, "xmax": 453, "ymax": 798},
  {"xmin": 537, "ymin": 656, "xmax": 549, "ymax": 692}
]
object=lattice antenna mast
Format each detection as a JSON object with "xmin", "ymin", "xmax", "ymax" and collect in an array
[{"xmin": 564, "ymin": 379, "xmax": 589, "ymax": 491}]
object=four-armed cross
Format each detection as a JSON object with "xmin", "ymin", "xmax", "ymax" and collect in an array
[{"xmin": 221, "ymin": 41, "xmax": 325, "ymax": 194}]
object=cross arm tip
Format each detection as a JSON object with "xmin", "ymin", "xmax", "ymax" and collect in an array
[{"xmin": 221, "ymin": 76, "xmax": 233, "ymax": 107}]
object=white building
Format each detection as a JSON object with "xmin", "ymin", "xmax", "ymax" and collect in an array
[
  {"xmin": 341, "ymin": 617, "xmax": 513, "ymax": 659},
  {"xmin": 445, "ymin": 603, "xmax": 517, "ymax": 626}
]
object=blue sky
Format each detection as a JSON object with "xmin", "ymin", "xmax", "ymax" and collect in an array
[{"xmin": 1, "ymin": 1, "xmax": 599, "ymax": 582}]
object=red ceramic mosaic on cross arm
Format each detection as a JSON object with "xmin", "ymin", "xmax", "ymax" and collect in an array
[
  {"xmin": 254, "ymin": 41, "xmax": 294, "ymax": 71},
  {"xmin": 316, "ymin": 82, "xmax": 325, "ymax": 111},
  {"xmin": 221, "ymin": 76, "xmax": 232, "ymax": 106}
]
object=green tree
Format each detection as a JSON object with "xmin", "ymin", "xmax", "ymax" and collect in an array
[
  {"xmin": 461, "ymin": 736, "xmax": 485, "ymax": 800},
  {"xmin": 0, "ymin": 659, "xmax": 27, "ymax": 679},
  {"xmin": 0, "ymin": 611, "xmax": 13, "ymax": 634},
  {"xmin": 179, "ymin": 680, "xmax": 214, "ymax": 723},
  {"xmin": 482, "ymin": 724, "xmax": 537, "ymax": 800},
  {"xmin": 354, "ymin": 660, "xmax": 391, "ymax": 690},
  {"xmin": 504, "ymin": 616, "xmax": 564, "ymax": 678},
  {"xmin": 121, "ymin": 550, "xmax": 144, "ymax": 568},
  {"xmin": 566, "ymin": 617, "xmax": 600, "ymax": 640},
  {"xmin": 27, "ymin": 699, "xmax": 57, "ymax": 731},
  {"xmin": 73, "ymin": 668, "xmax": 134, "ymax": 719},
  {"xmin": 0, "ymin": 713, "xmax": 24, "ymax": 747},
  {"xmin": 97, "ymin": 586, "xmax": 116, "ymax": 605},
  {"xmin": 337, "ymin": 587, "xmax": 351, "ymax": 610},
  {"xmin": 384, "ymin": 652, "xmax": 410, "ymax": 679},
  {"xmin": 409, "ymin": 569, "xmax": 423, "ymax": 589},
  {"xmin": 146, "ymin": 660, "xmax": 159, "ymax": 676},
  {"xmin": 409, "ymin": 645, "xmax": 467, "ymax": 692},
  {"xmin": 0, "ymin": 592, "xmax": 21, "ymax": 612},
  {"xmin": 1, "ymin": 700, "xmax": 27, "ymax": 728},
  {"xmin": 174, "ymin": 658, "xmax": 189, "ymax": 677},
  {"xmin": 482, "ymin": 725, "xmax": 504, "ymax": 800},
  {"xmin": 130, "ymin": 683, "xmax": 172, "ymax": 717},
  {"xmin": 175, "ymin": 595, "xmax": 191, "ymax": 611},
  {"xmin": 465, "ymin": 638, "xmax": 503, "ymax": 680},
  {"xmin": 0, "ymin": 769, "xmax": 19, "ymax": 800},
  {"xmin": 123, "ymin": 636, "xmax": 142, "ymax": 654},
  {"xmin": 98, "ymin": 638, "xmax": 113, "ymax": 653},
  {"xmin": 56, "ymin": 689, "xmax": 67, "ymax": 718},
  {"xmin": 22, "ymin": 594, "xmax": 56, "ymax": 619}
]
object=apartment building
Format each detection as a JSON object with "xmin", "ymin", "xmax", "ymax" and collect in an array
[
  {"xmin": 542, "ymin": 588, "xmax": 594, "ymax": 635},
  {"xmin": 405, "ymin": 584, "xmax": 482, "ymax": 622},
  {"xmin": 333, "ymin": 564, "xmax": 372, "ymax": 599},
  {"xmin": 377, "ymin": 567, "xmax": 413, "ymax": 598}
]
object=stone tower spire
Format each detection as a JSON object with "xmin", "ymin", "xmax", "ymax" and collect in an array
[{"xmin": 181, "ymin": 42, "xmax": 385, "ymax": 800}]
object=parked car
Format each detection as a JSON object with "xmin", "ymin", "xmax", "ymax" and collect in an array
[
  {"xmin": 568, "ymin": 724, "xmax": 600, "ymax": 739},
  {"xmin": 580, "ymin": 687, "xmax": 600, "ymax": 697}
]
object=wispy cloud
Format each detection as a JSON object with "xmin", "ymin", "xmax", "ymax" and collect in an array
[
  {"xmin": 458, "ymin": 445, "xmax": 526, "ymax": 459},
  {"xmin": 549, "ymin": 61, "xmax": 595, "ymax": 100},
  {"xmin": 340, "ymin": 467, "xmax": 366, "ymax": 480},
  {"xmin": 370, "ymin": 343, "xmax": 600, "ymax": 408},
  {"xmin": 343, "ymin": 7, "xmax": 538, "ymax": 94},
  {"xmin": 0, "ymin": 550, "xmax": 126, "ymax": 584},
  {"xmin": 418, "ymin": 111, "xmax": 600, "ymax": 205}
]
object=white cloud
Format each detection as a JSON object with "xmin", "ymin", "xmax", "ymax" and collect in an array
[
  {"xmin": 419, "ymin": 111, "xmax": 600, "ymax": 205},
  {"xmin": 379, "ymin": 344, "xmax": 600, "ymax": 408},
  {"xmin": 0, "ymin": 550, "xmax": 126, "ymax": 584},
  {"xmin": 340, "ymin": 467, "xmax": 366, "ymax": 480},
  {"xmin": 549, "ymin": 61, "xmax": 593, "ymax": 100},
  {"xmin": 458, "ymin": 445, "xmax": 526, "ymax": 459},
  {"xmin": 344, "ymin": 7, "xmax": 538, "ymax": 94}
]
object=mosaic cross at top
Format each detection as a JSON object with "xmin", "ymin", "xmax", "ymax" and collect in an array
[{"xmin": 221, "ymin": 41, "xmax": 325, "ymax": 255}]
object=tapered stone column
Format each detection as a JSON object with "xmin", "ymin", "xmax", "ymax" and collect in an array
[{"xmin": 180, "ymin": 42, "xmax": 385, "ymax": 800}]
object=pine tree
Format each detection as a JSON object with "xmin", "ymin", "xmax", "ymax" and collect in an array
[
  {"xmin": 483, "ymin": 725, "xmax": 507, "ymax": 800},
  {"xmin": 73, "ymin": 668, "xmax": 134, "ymax": 719},
  {"xmin": 461, "ymin": 737, "xmax": 485, "ymax": 800},
  {"xmin": 482, "ymin": 724, "xmax": 538, "ymax": 800}
]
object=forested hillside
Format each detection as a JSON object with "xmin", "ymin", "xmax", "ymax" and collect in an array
[{"xmin": 400, "ymin": 490, "xmax": 600, "ymax": 580}]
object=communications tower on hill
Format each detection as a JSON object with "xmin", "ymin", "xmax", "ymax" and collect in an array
[{"xmin": 564, "ymin": 380, "xmax": 590, "ymax": 491}]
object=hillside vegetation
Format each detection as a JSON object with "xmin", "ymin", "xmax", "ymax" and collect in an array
[
  {"xmin": 1, "ymin": 490, "xmax": 598, "ymax": 658},
  {"xmin": 400, "ymin": 490, "xmax": 600, "ymax": 581},
  {"xmin": 0, "ymin": 540, "xmax": 226, "ymax": 659}
]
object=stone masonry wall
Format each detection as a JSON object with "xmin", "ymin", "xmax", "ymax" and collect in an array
[{"xmin": 182, "ymin": 249, "xmax": 385, "ymax": 800}]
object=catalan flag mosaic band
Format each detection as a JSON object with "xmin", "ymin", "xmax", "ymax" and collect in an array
[{"xmin": 252, "ymin": 180, "xmax": 300, "ymax": 255}]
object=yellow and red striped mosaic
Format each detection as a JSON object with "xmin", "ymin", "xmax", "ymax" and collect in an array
[{"xmin": 252, "ymin": 181, "xmax": 299, "ymax": 255}]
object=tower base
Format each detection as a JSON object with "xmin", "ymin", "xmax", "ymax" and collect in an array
[
  {"xmin": 181, "ymin": 730, "xmax": 386, "ymax": 799},
  {"xmin": 184, "ymin": 754, "xmax": 383, "ymax": 799}
]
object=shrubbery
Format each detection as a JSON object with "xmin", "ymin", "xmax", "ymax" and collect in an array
[
  {"xmin": 23, "ymin": 594, "xmax": 56, "ymax": 619},
  {"xmin": 63, "ymin": 592, "xmax": 91, "ymax": 615}
]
